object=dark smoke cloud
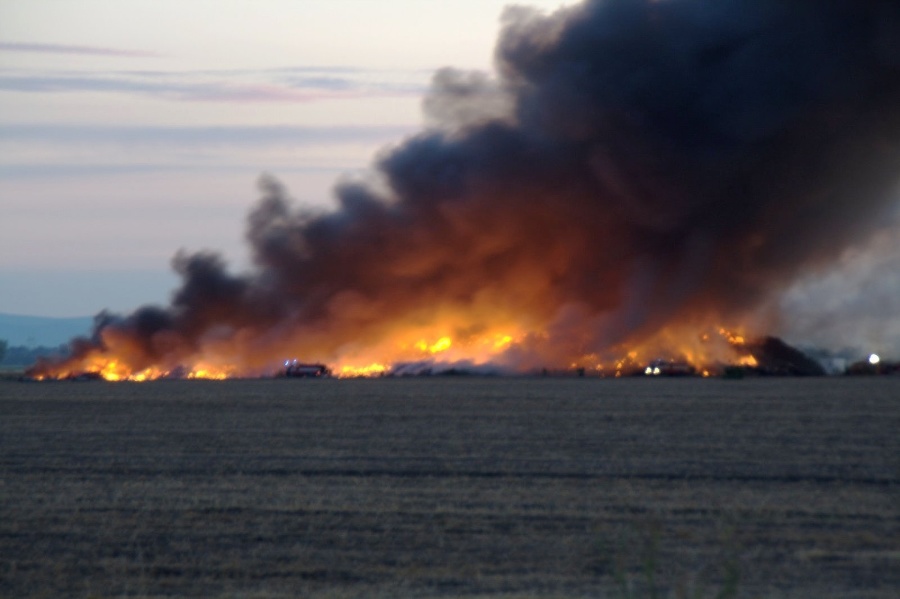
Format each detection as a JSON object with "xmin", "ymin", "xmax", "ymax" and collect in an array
[{"xmin": 34, "ymin": 0, "xmax": 900, "ymax": 376}]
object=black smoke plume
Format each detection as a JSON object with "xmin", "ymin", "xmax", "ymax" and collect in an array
[{"xmin": 32, "ymin": 0, "xmax": 900, "ymax": 377}]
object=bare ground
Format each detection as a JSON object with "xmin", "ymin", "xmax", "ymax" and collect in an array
[{"xmin": 0, "ymin": 377, "xmax": 898, "ymax": 598}]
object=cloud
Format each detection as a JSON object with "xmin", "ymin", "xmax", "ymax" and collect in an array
[
  {"xmin": 0, "ymin": 66, "xmax": 427, "ymax": 103},
  {"xmin": 0, "ymin": 123, "xmax": 414, "ymax": 181},
  {"xmin": 0, "ymin": 124, "xmax": 416, "ymax": 146},
  {"xmin": 0, "ymin": 41, "xmax": 159, "ymax": 58},
  {"xmin": 0, "ymin": 74, "xmax": 355, "ymax": 102},
  {"xmin": 0, "ymin": 163, "xmax": 358, "ymax": 180}
]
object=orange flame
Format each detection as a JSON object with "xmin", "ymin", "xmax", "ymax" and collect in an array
[{"xmin": 31, "ymin": 306, "xmax": 764, "ymax": 381}]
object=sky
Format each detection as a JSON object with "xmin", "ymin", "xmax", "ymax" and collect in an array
[
  {"xmin": 1, "ymin": 0, "xmax": 898, "ymax": 361},
  {"xmin": 0, "ymin": 0, "xmax": 569, "ymax": 316}
]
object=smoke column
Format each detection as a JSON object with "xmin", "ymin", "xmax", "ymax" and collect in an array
[{"xmin": 33, "ymin": 0, "xmax": 900, "ymax": 377}]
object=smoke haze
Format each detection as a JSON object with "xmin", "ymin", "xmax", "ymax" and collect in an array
[{"xmin": 34, "ymin": 0, "xmax": 900, "ymax": 377}]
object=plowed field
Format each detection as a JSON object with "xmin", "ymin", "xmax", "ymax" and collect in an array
[{"xmin": 1, "ymin": 377, "xmax": 897, "ymax": 598}]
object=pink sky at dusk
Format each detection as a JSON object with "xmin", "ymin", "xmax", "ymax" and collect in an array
[{"xmin": 0, "ymin": 0, "xmax": 568, "ymax": 315}]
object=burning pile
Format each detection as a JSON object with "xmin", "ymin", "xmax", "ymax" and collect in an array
[{"xmin": 30, "ymin": 0, "xmax": 900, "ymax": 381}]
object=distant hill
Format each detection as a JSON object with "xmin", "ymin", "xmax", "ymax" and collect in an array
[{"xmin": 0, "ymin": 313, "xmax": 93, "ymax": 347}]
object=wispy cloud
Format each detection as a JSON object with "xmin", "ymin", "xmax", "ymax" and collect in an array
[
  {"xmin": 0, "ymin": 66, "xmax": 428, "ymax": 103},
  {"xmin": 0, "ymin": 75, "xmax": 349, "ymax": 102},
  {"xmin": 0, "ymin": 41, "xmax": 160, "ymax": 58},
  {"xmin": 0, "ymin": 163, "xmax": 351, "ymax": 179},
  {"xmin": 0, "ymin": 124, "xmax": 417, "ymax": 146},
  {"xmin": 0, "ymin": 123, "xmax": 417, "ymax": 179}
]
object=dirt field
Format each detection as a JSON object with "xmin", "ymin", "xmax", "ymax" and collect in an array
[{"xmin": 1, "ymin": 377, "xmax": 897, "ymax": 598}]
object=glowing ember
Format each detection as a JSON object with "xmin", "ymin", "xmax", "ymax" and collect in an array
[
  {"xmin": 340, "ymin": 363, "xmax": 389, "ymax": 378},
  {"xmin": 737, "ymin": 355, "xmax": 759, "ymax": 368},
  {"xmin": 415, "ymin": 336, "xmax": 452, "ymax": 354},
  {"xmin": 719, "ymin": 329, "xmax": 746, "ymax": 346},
  {"xmin": 186, "ymin": 367, "xmax": 233, "ymax": 381}
]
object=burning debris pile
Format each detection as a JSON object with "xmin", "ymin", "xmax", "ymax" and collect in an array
[
  {"xmin": 30, "ymin": 0, "xmax": 900, "ymax": 381},
  {"xmin": 738, "ymin": 337, "xmax": 827, "ymax": 377}
]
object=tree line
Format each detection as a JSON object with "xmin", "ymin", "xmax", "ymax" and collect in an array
[{"xmin": 0, "ymin": 340, "xmax": 70, "ymax": 366}]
